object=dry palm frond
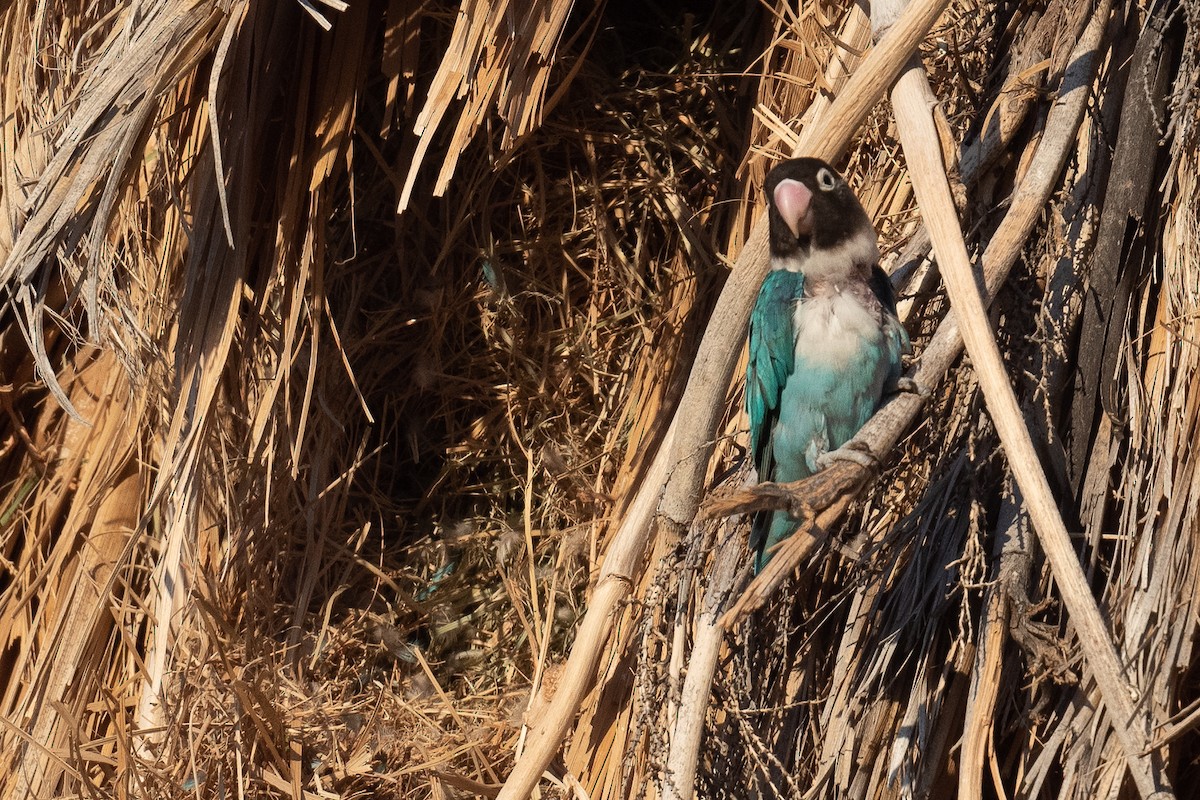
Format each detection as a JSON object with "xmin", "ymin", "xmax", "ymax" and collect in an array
[
  {"xmin": 397, "ymin": 0, "xmax": 591, "ymax": 210},
  {"xmin": 0, "ymin": 2, "xmax": 742, "ymax": 798},
  {"xmin": 1, "ymin": 1, "xmax": 1199, "ymax": 800}
]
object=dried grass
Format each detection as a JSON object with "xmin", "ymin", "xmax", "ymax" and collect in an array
[{"xmin": 0, "ymin": 1, "xmax": 1198, "ymax": 799}]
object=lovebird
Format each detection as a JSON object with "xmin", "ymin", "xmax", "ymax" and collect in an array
[{"xmin": 746, "ymin": 158, "xmax": 910, "ymax": 572}]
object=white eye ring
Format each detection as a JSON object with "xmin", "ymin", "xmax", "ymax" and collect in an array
[{"xmin": 816, "ymin": 167, "xmax": 837, "ymax": 191}]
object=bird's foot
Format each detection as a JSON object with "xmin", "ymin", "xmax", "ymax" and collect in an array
[
  {"xmin": 894, "ymin": 376, "xmax": 931, "ymax": 398},
  {"xmin": 816, "ymin": 440, "xmax": 877, "ymax": 471}
]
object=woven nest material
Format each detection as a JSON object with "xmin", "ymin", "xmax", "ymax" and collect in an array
[{"xmin": 0, "ymin": 1, "xmax": 1198, "ymax": 799}]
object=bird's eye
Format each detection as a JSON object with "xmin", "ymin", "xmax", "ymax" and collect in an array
[{"xmin": 816, "ymin": 168, "xmax": 837, "ymax": 191}]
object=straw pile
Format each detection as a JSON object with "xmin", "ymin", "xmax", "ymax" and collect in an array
[{"xmin": 0, "ymin": 0, "xmax": 1197, "ymax": 799}]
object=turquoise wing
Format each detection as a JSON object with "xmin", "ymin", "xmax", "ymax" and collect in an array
[{"xmin": 746, "ymin": 269, "xmax": 805, "ymax": 480}]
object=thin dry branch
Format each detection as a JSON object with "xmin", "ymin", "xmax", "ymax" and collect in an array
[
  {"xmin": 718, "ymin": 502, "xmax": 847, "ymax": 628},
  {"xmin": 704, "ymin": 467, "xmax": 863, "ymax": 626},
  {"xmin": 660, "ymin": 525, "xmax": 744, "ymax": 800}
]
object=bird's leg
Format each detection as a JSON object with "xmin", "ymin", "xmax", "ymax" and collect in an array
[
  {"xmin": 786, "ymin": 496, "xmax": 815, "ymax": 526},
  {"xmin": 893, "ymin": 376, "xmax": 931, "ymax": 398},
  {"xmin": 756, "ymin": 482, "xmax": 814, "ymax": 525},
  {"xmin": 815, "ymin": 440, "xmax": 877, "ymax": 471}
]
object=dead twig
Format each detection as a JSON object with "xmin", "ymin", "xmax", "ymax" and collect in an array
[
  {"xmin": 718, "ymin": 508, "xmax": 839, "ymax": 629},
  {"xmin": 700, "ymin": 463, "xmax": 866, "ymax": 523},
  {"xmin": 660, "ymin": 525, "xmax": 745, "ymax": 800}
]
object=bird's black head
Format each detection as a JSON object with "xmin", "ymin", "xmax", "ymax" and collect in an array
[{"xmin": 763, "ymin": 158, "xmax": 875, "ymax": 262}]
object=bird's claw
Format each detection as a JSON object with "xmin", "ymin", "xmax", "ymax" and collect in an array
[
  {"xmin": 895, "ymin": 376, "xmax": 931, "ymax": 398},
  {"xmin": 816, "ymin": 441, "xmax": 877, "ymax": 471},
  {"xmin": 785, "ymin": 497, "xmax": 814, "ymax": 524}
]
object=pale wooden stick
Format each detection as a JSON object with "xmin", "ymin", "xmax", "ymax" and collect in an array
[
  {"xmin": 495, "ymin": 417, "xmax": 676, "ymax": 800},
  {"xmin": 660, "ymin": 528, "xmax": 745, "ymax": 800},
  {"xmin": 494, "ymin": 0, "xmax": 955, "ymax": 795},
  {"xmin": 889, "ymin": 13, "xmax": 1172, "ymax": 798}
]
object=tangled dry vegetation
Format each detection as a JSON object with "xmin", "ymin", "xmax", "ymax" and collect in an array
[{"xmin": 0, "ymin": 0, "xmax": 1198, "ymax": 799}]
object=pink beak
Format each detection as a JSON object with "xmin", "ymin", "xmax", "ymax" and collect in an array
[{"xmin": 773, "ymin": 178, "xmax": 814, "ymax": 240}]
